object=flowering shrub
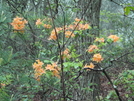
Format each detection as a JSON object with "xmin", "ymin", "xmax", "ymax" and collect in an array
[
  {"xmin": 9, "ymin": 16, "xmax": 123, "ymax": 101},
  {"xmin": 10, "ymin": 16, "xmax": 28, "ymax": 33},
  {"xmin": 10, "ymin": 17, "xmax": 120, "ymax": 81}
]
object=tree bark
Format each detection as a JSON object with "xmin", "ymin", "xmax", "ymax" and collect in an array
[{"xmin": 73, "ymin": 0, "xmax": 102, "ymax": 101}]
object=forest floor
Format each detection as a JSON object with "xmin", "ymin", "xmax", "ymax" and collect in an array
[{"xmin": 100, "ymin": 66, "xmax": 134, "ymax": 101}]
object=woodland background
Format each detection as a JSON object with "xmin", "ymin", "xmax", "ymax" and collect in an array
[{"xmin": 0, "ymin": 0, "xmax": 134, "ymax": 101}]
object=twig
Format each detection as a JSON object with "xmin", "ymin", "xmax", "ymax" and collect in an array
[{"xmin": 102, "ymin": 69, "xmax": 122, "ymax": 101}]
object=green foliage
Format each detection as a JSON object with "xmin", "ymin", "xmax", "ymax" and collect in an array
[
  {"xmin": 124, "ymin": 6, "xmax": 134, "ymax": 15},
  {"xmin": 115, "ymin": 70, "xmax": 134, "ymax": 99},
  {"xmin": 0, "ymin": 89, "xmax": 10, "ymax": 101},
  {"xmin": 0, "ymin": 0, "xmax": 134, "ymax": 101},
  {"xmin": 0, "ymin": 47, "xmax": 13, "ymax": 65},
  {"xmin": 102, "ymin": 69, "xmax": 134, "ymax": 101}
]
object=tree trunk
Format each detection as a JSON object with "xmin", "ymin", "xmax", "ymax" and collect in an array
[{"xmin": 73, "ymin": 0, "xmax": 102, "ymax": 101}]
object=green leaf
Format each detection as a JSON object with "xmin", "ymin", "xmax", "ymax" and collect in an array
[
  {"xmin": 124, "ymin": 7, "xmax": 130, "ymax": 15},
  {"xmin": 44, "ymin": 60, "xmax": 51, "ymax": 64},
  {"xmin": 7, "ymin": 47, "xmax": 13, "ymax": 62},
  {"xmin": 124, "ymin": 6, "xmax": 134, "ymax": 15},
  {"xmin": 72, "ymin": 8, "xmax": 81, "ymax": 12},
  {"xmin": 0, "ymin": 58, "xmax": 3, "ymax": 66}
]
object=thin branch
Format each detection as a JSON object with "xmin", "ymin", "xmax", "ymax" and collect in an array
[
  {"xmin": 46, "ymin": 0, "xmax": 66, "ymax": 100},
  {"xmin": 104, "ymin": 51, "xmax": 134, "ymax": 70},
  {"xmin": 102, "ymin": 69, "xmax": 122, "ymax": 101}
]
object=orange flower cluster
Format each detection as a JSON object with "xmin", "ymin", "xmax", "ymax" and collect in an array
[
  {"xmin": 35, "ymin": 18, "xmax": 52, "ymax": 29},
  {"xmin": 108, "ymin": 35, "xmax": 119, "ymax": 42},
  {"xmin": 32, "ymin": 59, "xmax": 45, "ymax": 81},
  {"xmin": 85, "ymin": 35, "xmax": 120, "ymax": 66},
  {"xmin": 36, "ymin": 19, "xmax": 42, "ymax": 25},
  {"xmin": 92, "ymin": 53, "xmax": 103, "ymax": 63},
  {"xmin": 87, "ymin": 45, "xmax": 98, "ymax": 52},
  {"xmin": 83, "ymin": 53, "xmax": 103, "ymax": 70},
  {"xmin": 73, "ymin": 18, "xmax": 91, "ymax": 30},
  {"xmin": 10, "ymin": 16, "xmax": 28, "ymax": 32},
  {"xmin": 44, "ymin": 24, "xmax": 52, "ymax": 29},
  {"xmin": 48, "ymin": 27, "xmax": 63, "ymax": 40},
  {"xmin": 75, "ymin": 18, "xmax": 81, "ymax": 22},
  {"xmin": 75, "ymin": 23, "xmax": 90, "ymax": 30},
  {"xmin": 65, "ymin": 31, "xmax": 75, "ymax": 38},
  {"xmin": 67, "ymin": 23, "xmax": 90, "ymax": 30},
  {"xmin": 84, "ymin": 62, "xmax": 95, "ymax": 70},
  {"xmin": 61, "ymin": 48, "xmax": 71, "ymax": 59},
  {"xmin": 48, "ymin": 18, "xmax": 91, "ymax": 40},
  {"xmin": 45, "ymin": 62, "xmax": 60, "ymax": 78},
  {"xmin": 32, "ymin": 60, "xmax": 60, "ymax": 81},
  {"xmin": 95, "ymin": 38, "xmax": 105, "ymax": 43}
]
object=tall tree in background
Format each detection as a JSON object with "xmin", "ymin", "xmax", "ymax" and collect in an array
[{"xmin": 72, "ymin": 0, "xmax": 102, "ymax": 101}]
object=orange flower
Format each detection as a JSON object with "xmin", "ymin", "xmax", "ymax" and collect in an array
[
  {"xmin": 92, "ymin": 53, "xmax": 103, "ymax": 63},
  {"xmin": 55, "ymin": 27, "xmax": 63, "ymax": 32},
  {"xmin": 108, "ymin": 35, "xmax": 119, "ymax": 42},
  {"xmin": 87, "ymin": 45, "xmax": 98, "ymax": 52},
  {"xmin": 33, "ymin": 59, "xmax": 44, "ymax": 69},
  {"xmin": 45, "ymin": 62, "xmax": 60, "ymax": 71},
  {"xmin": 34, "ymin": 69, "xmax": 45, "ymax": 78},
  {"xmin": 48, "ymin": 27, "xmax": 63, "ymax": 40},
  {"xmin": 75, "ymin": 23, "xmax": 90, "ymax": 30},
  {"xmin": 62, "ymin": 48, "xmax": 68, "ymax": 54},
  {"xmin": 61, "ymin": 48, "xmax": 71, "ymax": 59},
  {"xmin": 48, "ymin": 29, "xmax": 58, "ymax": 40},
  {"xmin": 81, "ymin": 23, "xmax": 90, "ymax": 30},
  {"xmin": 84, "ymin": 62, "xmax": 95, "ymax": 70},
  {"xmin": 44, "ymin": 24, "xmax": 52, "ymax": 29},
  {"xmin": 75, "ymin": 18, "xmax": 81, "ymax": 22},
  {"xmin": 52, "ymin": 69, "xmax": 60, "ymax": 78},
  {"xmin": 32, "ymin": 59, "xmax": 45, "ymax": 81},
  {"xmin": 67, "ymin": 22, "xmax": 91, "ymax": 30},
  {"xmin": 45, "ymin": 64, "xmax": 55, "ymax": 71},
  {"xmin": 45, "ymin": 62, "xmax": 60, "ymax": 78},
  {"xmin": 36, "ymin": 78, "xmax": 41, "ymax": 81},
  {"xmin": 65, "ymin": 31, "xmax": 75, "ymax": 38},
  {"xmin": 67, "ymin": 24, "xmax": 75, "ymax": 30},
  {"xmin": 48, "ymin": 33, "xmax": 57, "ymax": 40},
  {"xmin": 35, "ymin": 67, "xmax": 45, "ymax": 74},
  {"xmin": 10, "ymin": 16, "xmax": 28, "ymax": 32},
  {"xmin": 52, "ymin": 62, "xmax": 59, "ymax": 69},
  {"xmin": 36, "ymin": 19, "xmax": 42, "ymax": 25},
  {"xmin": 95, "ymin": 38, "xmax": 105, "ymax": 43},
  {"xmin": 34, "ymin": 72, "xmax": 42, "ymax": 81}
]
